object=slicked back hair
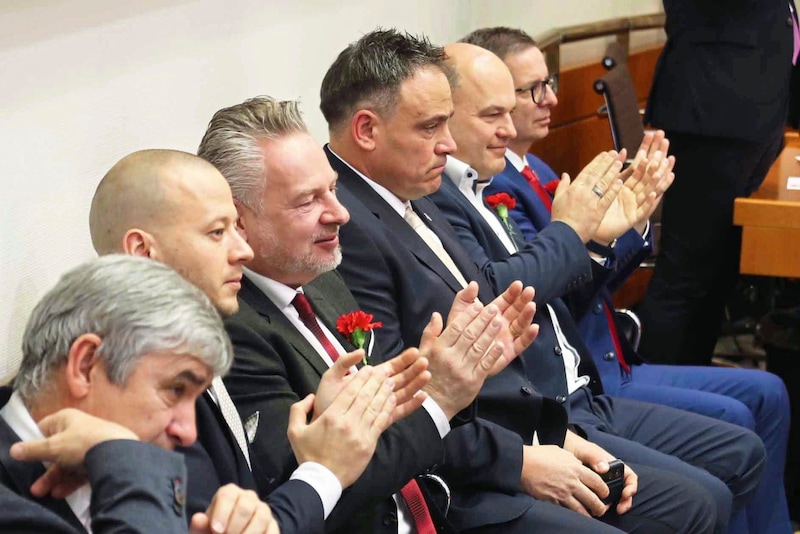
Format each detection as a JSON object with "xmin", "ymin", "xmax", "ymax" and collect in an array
[
  {"xmin": 16, "ymin": 255, "xmax": 232, "ymax": 403},
  {"xmin": 460, "ymin": 27, "xmax": 537, "ymax": 60},
  {"xmin": 320, "ymin": 28, "xmax": 449, "ymax": 133},
  {"xmin": 198, "ymin": 96, "xmax": 308, "ymax": 211}
]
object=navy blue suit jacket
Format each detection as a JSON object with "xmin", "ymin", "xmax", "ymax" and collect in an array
[
  {"xmin": 485, "ymin": 157, "xmax": 651, "ymax": 395},
  {"xmin": 326, "ymin": 146, "xmax": 569, "ymax": 531}
]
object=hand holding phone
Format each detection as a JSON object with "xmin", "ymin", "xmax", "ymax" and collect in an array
[{"xmin": 598, "ymin": 459, "xmax": 625, "ymax": 505}]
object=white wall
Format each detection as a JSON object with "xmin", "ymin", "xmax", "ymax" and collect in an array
[{"xmin": 0, "ymin": 0, "xmax": 663, "ymax": 382}]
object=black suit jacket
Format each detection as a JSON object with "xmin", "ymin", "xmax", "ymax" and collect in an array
[
  {"xmin": 326, "ymin": 147, "xmax": 569, "ymax": 531},
  {"xmin": 223, "ymin": 271, "xmax": 448, "ymax": 533},
  {"xmin": 646, "ymin": 0, "xmax": 795, "ymax": 142}
]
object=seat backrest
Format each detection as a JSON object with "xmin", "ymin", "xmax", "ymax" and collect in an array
[{"xmin": 593, "ymin": 62, "xmax": 645, "ymax": 156}]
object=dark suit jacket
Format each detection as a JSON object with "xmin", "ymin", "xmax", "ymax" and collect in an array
[
  {"xmin": 223, "ymin": 270, "xmax": 448, "ymax": 533},
  {"xmin": 326, "ymin": 146, "xmax": 569, "ymax": 531},
  {"xmin": 646, "ymin": 0, "xmax": 795, "ymax": 142},
  {"xmin": 428, "ymin": 171, "xmax": 606, "ymax": 403},
  {"xmin": 0, "ymin": 398, "xmax": 188, "ymax": 533},
  {"xmin": 486, "ymin": 158, "xmax": 651, "ymax": 394}
]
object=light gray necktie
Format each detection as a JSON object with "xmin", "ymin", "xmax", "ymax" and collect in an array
[
  {"xmin": 210, "ymin": 376, "xmax": 251, "ymax": 469},
  {"xmin": 404, "ymin": 204, "xmax": 468, "ymax": 288}
]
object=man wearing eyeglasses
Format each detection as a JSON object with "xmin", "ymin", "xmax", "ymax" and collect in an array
[{"xmin": 468, "ymin": 26, "xmax": 792, "ymax": 534}]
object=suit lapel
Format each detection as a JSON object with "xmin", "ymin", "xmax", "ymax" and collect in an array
[
  {"xmin": 0, "ymin": 400, "xmax": 86, "ymax": 533},
  {"xmin": 239, "ymin": 277, "xmax": 330, "ymax": 378},
  {"xmin": 328, "ymin": 147, "xmax": 468, "ymax": 296}
]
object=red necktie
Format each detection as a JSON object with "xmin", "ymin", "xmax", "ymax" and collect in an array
[
  {"xmin": 292, "ymin": 293, "xmax": 340, "ymax": 362},
  {"xmin": 521, "ymin": 165, "xmax": 553, "ymax": 211},
  {"xmin": 400, "ymin": 480, "xmax": 437, "ymax": 534},
  {"xmin": 521, "ymin": 164, "xmax": 631, "ymax": 373}
]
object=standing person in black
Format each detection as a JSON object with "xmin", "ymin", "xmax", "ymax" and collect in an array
[{"xmin": 638, "ymin": 0, "xmax": 798, "ymax": 365}]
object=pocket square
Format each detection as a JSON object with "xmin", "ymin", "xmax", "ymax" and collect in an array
[{"xmin": 244, "ymin": 411, "xmax": 260, "ymax": 444}]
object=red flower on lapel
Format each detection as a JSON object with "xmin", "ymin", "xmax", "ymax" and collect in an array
[
  {"xmin": 485, "ymin": 192, "xmax": 517, "ymax": 219},
  {"xmin": 336, "ymin": 311, "xmax": 382, "ymax": 365}
]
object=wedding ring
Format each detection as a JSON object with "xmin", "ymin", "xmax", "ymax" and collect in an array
[
  {"xmin": 592, "ymin": 185, "xmax": 604, "ymax": 198},
  {"xmin": 509, "ymin": 324, "xmax": 520, "ymax": 338}
]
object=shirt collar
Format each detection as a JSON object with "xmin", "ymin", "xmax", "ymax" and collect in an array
[
  {"xmin": 327, "ymin": 146, "xmax": 407, "ymax": 218},
  {"xmin": 505, "ymin": 149, "xmax": 527, "ymax": 172},
  {"xmin": 444, "ymin": 155, "xmax": 479, "ymax": 191},
  {"xmin": 243, "ymin": 267, "xmax": 303, "ymax": 310},
  {"xmin": 0, "ymin": 391, "xmax": 44, "ymax": 443}
]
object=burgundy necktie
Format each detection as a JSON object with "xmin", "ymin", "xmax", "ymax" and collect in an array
[
  {"xmin": 521, "ymin": 165, "xmax": 553, "ymax": 211},
  {"xmin": 400, "ymin": 480, "xmax": 437, "ymax": 534},
  {"xmin": 292, "ymin": 293, "xmax": 340, "ymax": 363},
  {"xmin": 522, "ymin": 164, "xmax": 632, "ymax": 372},
  {"xmin": 293, "ymin": 294, "xmax": 436, "ymax": 532}
]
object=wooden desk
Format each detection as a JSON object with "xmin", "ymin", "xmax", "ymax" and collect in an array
[{"xmin": 734, "ymin": 142, "xmax": 800, "ymax": 277}]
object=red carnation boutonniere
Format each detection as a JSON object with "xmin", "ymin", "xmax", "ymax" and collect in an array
[
  {"xmin": 485, "ymin": 192, "xmax": 519, "ymax": 248},
  {"xmin": 543, "ymin": 179, "xmax": 559, "ymax": 197},
  {"xmin": 336, "ymin": 311, "xmax": 382, "ymax": 365}
]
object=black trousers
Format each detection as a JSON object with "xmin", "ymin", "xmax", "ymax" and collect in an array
[{"xmin": 637, "ymin": 129, "xmax": 784, "ymax": 365}]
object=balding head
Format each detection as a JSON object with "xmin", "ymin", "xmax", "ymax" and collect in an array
[
  {"xmin": 89, "ymin": 149, "xmax": 253, "ymax": 316},
  {"xmin": 90, "ymin": 149, "xmax": 214, "ymax": 254},
  {"xmin": 443, "ymin": 43, "xmax": 517, "ymax": 179}
]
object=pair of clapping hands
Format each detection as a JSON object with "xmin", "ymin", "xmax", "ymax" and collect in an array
[
  {"xmin": 10, "ymin": 280, "xmax": 539, "ymax": 534},
  {"xmin": 551, "ymin": 130, "xmax": 676, "ymax": 246}
]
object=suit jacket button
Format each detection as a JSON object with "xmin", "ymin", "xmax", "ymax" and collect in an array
[
  {"xmin": 173, "ymin": 477, "xmax": 186, "ymax": 515},
  {"xmin": 603, "ymin": 351, "xmax": 615, "ymax": 361},
  {"xmin": 383, "ymin": 510, "xmax": 398, "ymax": 526},
  {"xmin": 554, "ymin": 345, "xmax": 563, "ymax": 355},
  {"xmin": 520, "ymin": 386, "xmax": 533, "ymax": 396},
  {"xmin": 556, "ymin": 395, "xmax": 567, "ymax": 403},
  {"xmin": 593, "ymin": 302, "xmax": 603, "ymax": 314}
]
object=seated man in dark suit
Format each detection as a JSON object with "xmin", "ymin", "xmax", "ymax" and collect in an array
[
  {"xmin": 5, "ymin": 408, "xmax": 191, "ymax": 534},
  {"xmin": 319, "ymin": 28, "xmax": 721, "ymax": 534},
  {"xmin": 466, "ymin": 26, "xmax": 791, "ymax": 533},
  {"xmin": 0, "ymin": 255, "xmax": 284, "ymax": 533},
  {"xmin": 427, "ymin": 41, "xmax": 767, "ymax": 533},
  {"xmin": 88, "ymin": 150, "xmax": 414, "ymax": 533},
  {"xmin": 196, "ymin": 95, "xmax": 541, "ymax": 533}
]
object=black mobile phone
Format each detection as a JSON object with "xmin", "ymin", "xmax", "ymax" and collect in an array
[{"xmin": 600, "ymin": 459, "xmax": 625, "ymax": 505}]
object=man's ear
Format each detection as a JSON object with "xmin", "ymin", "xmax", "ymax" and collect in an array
[
  {"xmin": 64, "ymin": 333, "xmax": 103, "ymax": 401},
  {"xmin": 351, "ymin": 110, "xmax": 379, "ymax": 152},
  {"xmin": 233, "ymin": 199, "xmax": 249, "ymax": 242},
  {"xmin": 122, "ymin": 229, "xmax": 156, "ymax": 258}
]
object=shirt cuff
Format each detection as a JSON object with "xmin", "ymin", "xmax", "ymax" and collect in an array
[
  {"xmin": 289, "ymin": 462, "xmax": 342, "ymax": 519},
  {"xmin": 641, "ymin": 220, "xmax": 651, "ymax": 240},
  {"xmin": 422, "ymin": 396, "xmax": 451, "ymax": 438}
]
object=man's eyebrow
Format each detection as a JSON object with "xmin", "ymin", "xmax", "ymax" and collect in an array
[{"xmin": 173, "ymin": 370, "xmax": 209, "ymax": 386}]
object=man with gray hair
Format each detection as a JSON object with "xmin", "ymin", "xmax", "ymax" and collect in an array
[
  {"xmin": 197, "ymin": 94, "xmax": 538, "ymax": 534},
  {"xmin": 0, "ymin": 255, "xmax": 262, "ymax": 532}
]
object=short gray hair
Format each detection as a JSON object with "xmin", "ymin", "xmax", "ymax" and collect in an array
[
  {"xmin": 197, "ymin": 96, "xmax": 308, "ymax": 210},
  {"xmin": 16, "ymin": 255, "xmax": 232, "ymax": 403},
  {"xmin": 319, "ymin": 28, "xmax": 449, "ymax": 133}
]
